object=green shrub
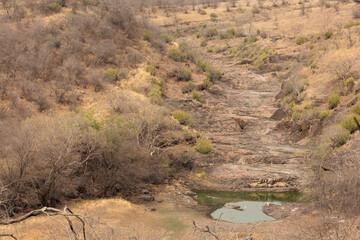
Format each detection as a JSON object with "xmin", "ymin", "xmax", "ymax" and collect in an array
[
  {"xmin": 251, "ymin": 6, "xmax": 260, "ymax": 14},
  {"xmin": 333, "ymin": 130, "xmax": 350, "ymax": 148},
  {"xmin": 281, "ymin": 96, "xmax": 292, "ymax": 106},
  {"xmin": 304, "ymin": 102, "xmax": 311, "ymax": 109},
  {"xmin": 253, "ymin": 53, "xmax": 267, "ymax": 70},
  {"xmin": 172, "ymin": 110, "xmax": 194, "ymax": 126},
  {"xmin": 206, "ymin": 65, "xmax": 221, "ymax": 82},
  {"xmin": 198, "ymin": 9, "xmax": 207, "ymax": 15},
  {"xmin": 215, "ymin": 45, "xmax": 228, "ymax": 53},
  {"xmin": 47, "ymin": 2, "xmax": 62, "ymax": 12},
  {"xmin": 147, "ymin": 77, "xmax": 163, "ymax": 102},
  {"xmin": 173, "ymin": 32, "xmax": 179, "ymax": 37},
  {"xmin": 324, "ymin": 31, "xmax": 333, "ymax": 39},
  {"xmin": 196, "ymin": 59, "xmax": 221, "ymax": 82},
  {"xmin": 341, "ymin": 114, "xmax": 360, "ymax": 133},
  {"xmin": 200, "ymin": 40, "xmax": 207, "ymax": 47},
  {"xmin": 85, "ymin": 112, "xmax": 104, "ymax": 131},
  {"xmin": 352, "ymin": 102, "xmax": 360, "ymax": 115},
  {"xmin": 184, "ymin": 20, "xmax": 191, "ymax": 25},
  {"xmin": 168, "ymin": 48, "xmax": 184, "ymax": 62},
  {"xmin": 207, "ymin": 48, "xmax": 213, "ymax": 52},
  {"xmin": 183, "ymin": 130, "xmax": 194, "ymax": 141},
  {"xmin": 182, "ymin": 82, "xmax": 195, "ymax": 93},
  {"xmin": 220, "ymin": 28, "xmax": 236, "ymax": 39},
  {"xmin": 148, "ymin": 84, "xmax": 163, "ymax": 103},
  {"xmin": 191, "ymin": 90, "xmax": 201, "ymax": 101},
  {"xmin": 83, "ymin": 0, "xmax": 99, "ymax": 6},
  {"xmin": 201, "ymin": 78, "xmax": 213, "ymax": 90},
  {"xmin": 199, "ymin": 22, "xmax": 207, "ymax": 28},
  {"xmin": 143, "ymin": 31, "xmax": 151, "ymax": 41},
  {"xmin": 205, "ymin": 27, "xmax": 218, "ymax": 37},
  {"xmin": 244, "ymin": 36, "xmax": 258, "ymax": 43},
  {"xmin": 104, "ymin": 68, "xmax": 119, "ymax": 80},
  {"xmin": 196, "ymin": 33, "xmax": 200, "ymax": 38},
  {"xmin": 328, "ymin": 94, "xmax": 340, "ymax": 109},
  {"xmin": 296, "ymin": 36, "xmax": 308, "ymax": 45},
  {"xmin": 344, "ymin": 21, "xmax": 360, "ymax": 28},
  {"xmin": 145, "ymin": 66, "xmax": 156, "ymax": 76},
  {"xmin": 171, "ymin": 68, "xmax": 192, "ymax": 81},
  {"xmin": 172, "ymin": 149, "xmax": 195, "ymax": 169},
  {"xmin": 196, "ymin": 138, "xmax": 213, "ymax": 154},
  {"xmin": 346, "ymin": 77, "xmax": 355, "ymax": 92},
  {"xmin": 319, "ymin": 110, "xmax": 329, "ymax": 120},
  {"xmin": 160, "ymin": 33, "xmax": 172, "ymax": 43}
]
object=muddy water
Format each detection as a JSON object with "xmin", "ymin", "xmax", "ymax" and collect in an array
[
  {"xmin": 193, "ymin": 190, "xmax": 304, "ymax": 224},
  {"xmin": 211, "ymin": 201, "xmax": 280, "ymax": 223}
]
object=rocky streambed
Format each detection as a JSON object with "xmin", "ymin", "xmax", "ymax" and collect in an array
[{"xmin": 168, "ymin": 51, "xmax": 308, "ymax": 193}]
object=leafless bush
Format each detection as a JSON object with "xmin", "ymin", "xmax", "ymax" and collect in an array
[
  {"xmin": 308, "ymin": 137, "xmax": 360, "ymax": 218},
  {"xmin": 352, "ymin": 5, "xmax": 360, "ymax": 18},
  {"xmin": 0, "ymin": 93, "xmax": 174, "ymax": 216},
  {"xmin": 94, "ymin": 39, "xmax": 117, "ymax": 64},
  {"xmin": 103, "ymin": 0, "xmax": 137, "ymax": 36},
  {"xmin": 331, "ymin": 54, "xmax": 358, "ymax": 82},
  {"xmin": 1, "ymin": 0, "xmax": 26, "ymax": 21},
  {"xmin": 0, "ymin": 1, "xmax": 156, "ymax": 119}
]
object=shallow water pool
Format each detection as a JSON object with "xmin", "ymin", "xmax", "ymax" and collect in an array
[
  {"xmin": 211, "ymin": 201, "xmax": 280, "ymax": 223},
  {"xmin": 192, "ymin": 190, "xmax": 304, "ymax": 223}
]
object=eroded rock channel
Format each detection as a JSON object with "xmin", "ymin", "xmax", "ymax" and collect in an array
[{"xmin": 169, "ymin": 53, "xmax": 308, "ymax": 192}]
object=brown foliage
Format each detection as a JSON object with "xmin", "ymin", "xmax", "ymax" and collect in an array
[{"xmin": 309, "ymin": 139, "xmax": 360, "ymax": 218}]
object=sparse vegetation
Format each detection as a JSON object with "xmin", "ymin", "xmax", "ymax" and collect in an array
[
  {"xmin": 201, "ymin": 78, "xmax": 213, "ymax": 90},
  {"xmin": 182, "ymin": 82, "xmax": 195, "ymax": 93},
  {"xmin": 196, "ymin": 138, "xmax": 213, "ymax": 154},
  {"xmin": 333, "ymin": 128, "xmax": 350, "ymax": 148},
  {"xmin": 3, "ymin": 0, "xmax": 360, "ymax": 237},
  {"xmin": 251, "ymin": 6, "xmax": 260, "ymax": 14},
  {"xmin": 205, "ymin": 27, "xmax": 218, "ymax": 37},
  {"xmin": 172, "ymin": 110, "xmax": 194, "ymax": 126},
  {"xmin": 220, "ymin": 28, "xmax": 236, "ymax": 39},
  {"xmin": 191, "ymin": 90, "xmax": 201, "ymax": 101},
  {"xmin": 341, "ymin": 114, "xmax": 360, "ymax": 133},
  {"xmin": 352, "ymin": 102, "xmax": 360, "ymax": 115},
  {"xmin": 47, "ymin": 2, "xmax": 62, "ymax": 12},
  {"xmin": 319, "ymin": 110, "xmax": 329, "ymax": 120},
  {"xmin": 324, "ymin": 31, "xmax": 334, "ymax": 39},
  {"xmin": 160, "ymin": 33, "xmax": 172, "ymax": 43},
  {"xmin": 344, "ymin": 21, "xmax": 360, "ymax": 28},
  {"xmin": 198, "ymin": 9, "xmax": 207, "ymax": 15},
  {"xmin": 171, "ymin": 67, "xmax": 192, "ymax": 81},
  {"xmin": 328, "ymin": 94, "xmax": 340, "ymax": 109},
  {"xmin": 296, "ymin": 36, "xmax": 308, "ymax": 45},
  {"xmin": 104, "ymin": 68, "xmax": 119, "ymax": 81},
  {"xmin": 168, "ymin": 48, "xmax": 185, "ymax": 62},
  {"xmin": 146, "ymin": 66, "xmax": 156, "ymax": 76}
]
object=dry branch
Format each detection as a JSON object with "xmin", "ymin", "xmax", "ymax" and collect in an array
[
  {"xmin": 0, "ymin": 234, "xmax": 17, "ymax": 240},
  {"xmin": 192, "ymin": 220, "xmax": 221, "ymax": 240},
  {"xmin": 0, "ymin": 206, "xmax": 87, "ymax": 240},
  {"xmin": 354, "ymin": 116, "xmax": 360, "ymax": 131}
]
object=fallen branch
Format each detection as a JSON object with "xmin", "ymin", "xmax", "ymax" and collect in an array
[
  {"xmin": 0, "ymin": 234, "xmax": 17, "ymax": 240},
  {"xmin": 192, "ymin": 221, "xmax": 221, "ymax": 240},
  {"xmin": 354, "ymin": 116, "xmax": 360, "ymax": 131},
  {"xmin": 0, "ymin": 206, "xmax": 87, "ymax": 240}
]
